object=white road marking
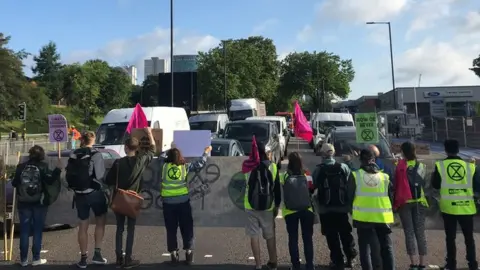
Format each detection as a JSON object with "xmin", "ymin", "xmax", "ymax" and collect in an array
[
  {"xmin": 428, "ymin": 265, "xmax": 440, "ymax": 269},
  {"xmin": 162, "ymin": 253, "xmax": 170, "ymax": 257},
  {"xmin": 40, "ymin": 250, "xmax": 48, "ymax": 253},
  {"xmin": 204, "ymin": 255, "xmax": 213, "ymax": 258},
  {"xmin": 248, "ymin": 256, "xmax": 254, "ymax": 260}
]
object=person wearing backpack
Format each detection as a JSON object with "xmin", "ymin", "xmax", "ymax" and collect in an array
[
  {"xmin": 105, "ymin": 128, "xmax": 156, "ymax": 268},
  {"xmin": 394, "ymin": 141, "xmax": 428, "ymax": 270},
  {"xmin": 280, "ymin": 152, "xmax": 315, "ymax": 270},
  {"xmin": 244, "ymin": 142, "xmax": 281, "ymax": 270},
  {"xmin": 312, "ymin": 143, "xmax": 357, "ymax": 270},
  {"xmin": 65, "ymin": 131, "xmax": 108, "ymax": 269},
  {"xmin": 12, "ymin": 145, "xmax": 63, "ymax": 266}
]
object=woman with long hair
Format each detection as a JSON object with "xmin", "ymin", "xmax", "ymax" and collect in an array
[
  {"xmin": 394, "ymin": 141, "xmax": 428, "ymax": 270},
  {"xmin": 280, "ymin": 152, "xmax": 315, "ymax": 270},
  {"xmin": 162, "ymin": 145, "xmax": 212, "ymax": 265}
]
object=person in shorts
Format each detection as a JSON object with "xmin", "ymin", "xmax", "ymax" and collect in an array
[{"xmin": 243, "ymin": 142, "xmax": 281, "ymax": 270}]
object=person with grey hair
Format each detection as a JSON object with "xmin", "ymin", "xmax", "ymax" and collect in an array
[{"xmin": 312, "ymin": 143, "xmax": 357, "ymax": 270}]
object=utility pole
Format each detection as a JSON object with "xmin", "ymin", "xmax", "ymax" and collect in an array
[
  {"xmin": 170, "ymin": 0, "xmax": 174, "ymax": 107},
  {"xmin": 223, "ymin": 40, "xmax": 227, "ymax": 110}
]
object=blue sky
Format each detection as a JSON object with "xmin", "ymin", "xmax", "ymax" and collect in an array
[{"xmin": 2, "ymin": 0, "xmax": 479, "ymax": 100}]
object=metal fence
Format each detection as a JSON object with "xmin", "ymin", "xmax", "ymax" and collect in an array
[
  {"xmin": 0, "ymin": 140, "xmax": 71, "ymax": 165},
  {"xmin": 419, "ymin": 115, "xmax": 480, "ymax": 148}
]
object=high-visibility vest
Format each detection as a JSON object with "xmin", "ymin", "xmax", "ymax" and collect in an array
[
  {"xmin": 352, "ymin": 169, "xmax": 394, "ymax": 224},
  {"xmin": 244, "ymin": 163, "xmax": 277, "ymax": 211},
  {"xmin": 161, "ymin": 163, "xmax": 188, "ymax": 197},
  {"xmin": 279, "ymin": 172, "xmax": 313, "ymax": 216},
  {"xmin": 436, "ymin": 160, "xmax": 476, "ymax": 215}
]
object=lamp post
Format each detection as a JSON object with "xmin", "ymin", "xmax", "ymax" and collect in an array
[
  {"xmin": 170, "ymin": 0, "xmax": 174, "ymax": 107},
  {"xmin": 366, "ymin": 21, "xmax": 397, "ymax": 109},
  {"xmin": 222, "ymin": 40, "xmax": 227, "ymax": 110}
]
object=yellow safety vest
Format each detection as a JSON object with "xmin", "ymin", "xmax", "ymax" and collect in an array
[
  {"xmin": 244, "ymin": 163, "xmax": 277, "ymax": 211},
  {"xmin": 436, "ymin": 160, "xmax": 476, "ymax": 215},
  {"xmin": 279, "ymin": 172, "xmax": 313, "ymax": 217},
  {"xmin": 405, "ymin": 160, "xmax": 429, "ymax": 207},
  {"xmin": 161, "ymin": 163, "xmax": 188, "ymax": 197},
  {"xmin": 352, "ymin": 169, "xmax": 394, "ymax": 224}
]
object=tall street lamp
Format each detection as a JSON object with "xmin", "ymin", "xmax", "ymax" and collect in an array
[
  {"xmin": 222, "ymin": 40, "xmax": 228, "ymax": 110},
  {"xmin": 170, "ymin": 0, "xmax": 174, "ymax": 107},
  {"xmin": 366, "ymin": 21, "xmax": 397, "ymax": 109}
]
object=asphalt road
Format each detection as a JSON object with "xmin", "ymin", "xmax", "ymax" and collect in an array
[{"xmin": 0, "ymin": 138, "xmax": 479, "ymax": 269}]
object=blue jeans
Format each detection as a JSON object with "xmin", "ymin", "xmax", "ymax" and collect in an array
[
  {"xmin": 18, "ymin": 204, "xmax": 47, "ymax": 262},
  {"xmin": 74, "ymin": 190, "xmax": 108, "ymax": 221}
]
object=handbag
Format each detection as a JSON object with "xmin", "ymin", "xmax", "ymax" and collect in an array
[{"xmin": 110, "ymin": 160, "xmax": 144, "ymax": 218}]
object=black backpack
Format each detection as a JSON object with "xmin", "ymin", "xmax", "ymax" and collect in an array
[
  {"xmin": 317, "ymin": 163, "xmax": 347, "ymax": 207},
  {"xmin": 66, "ymin": 148, "xmax": 97, "ymax": 191},
  {"xmin": 17, "ymin": 163, "xmax": 43, "ymax": 203},
  {"xmin": 407, "ymin": 162, "xmax": 422, "ymax": 200},
  {"xmin": 247, "ymin": 162, "xmax": 275, "ymax": 211},
  {"xmin": 283, "ymin": 172, "xmax": 311, "ymax": 211}
]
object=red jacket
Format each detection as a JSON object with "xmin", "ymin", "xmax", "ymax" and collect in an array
[{"xmin": 393, "ymin": 159, "xmax": 413, "ymax": 210}]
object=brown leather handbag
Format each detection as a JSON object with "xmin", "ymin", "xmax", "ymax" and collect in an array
[{"xmin": 110, "ymin": 161, "xmax": 144, "ymax": 219}]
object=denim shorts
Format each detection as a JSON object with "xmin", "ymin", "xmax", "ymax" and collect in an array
[{"xmin": 74, "ymin": 190, "xmax": 108, "ymax": 220}]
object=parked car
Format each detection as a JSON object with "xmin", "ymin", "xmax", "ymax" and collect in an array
[
  {"xmin": 211, "ymin": 138, "xmax": 245, "ymax": 156},
  {"xmin": 2, "ymin": 148, "xmax": 120, "ymax": 231}
]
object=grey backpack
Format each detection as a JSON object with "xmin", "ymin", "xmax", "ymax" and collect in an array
[
  {"xmin": 18, "ymin": 164, "xmax": 43, "ymax": 203},
  {"xmin": 283, "ymin": 173, "xmax": 311, "ymax": 211}
]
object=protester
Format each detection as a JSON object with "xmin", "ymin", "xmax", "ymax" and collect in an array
[
  {"xmin": 12, "ymin": 145, "xmax": 62, "ymax": 266},
  {"xmin": 70, "ymin": 125, "xmax": 81, "ymax": 149},
  {"xmin": 368, "ymin": 145, "xmax": 393, "ymax": 181},
  {"xmin": 105, "ymin": 128, "xmax": 156, "ymax": 268},
  {"xmin": 162, "ymin": 144, "xmax": 212, "ymax": 265},
  {"xmin": 349, "ymin": 149, "xmax": 395, "ymax": 270},
  {"xmin": 431, "ymin": 139, "xmax": 480, "ymax": 270},
  {"xmin": 243, "ymin": 141, "xmax": 281, "ymax": 270},
  {"xmin": 280, "ymin": 152, "xmax": 315, "ymax": 270},
  {"xmin": 65, "ymin": 131, "xmax": 108, "ymax": 269},
  {"xmin": 394, "ymin": 141, "xmax": 428, "ymax": 270},
  {"xmin": 313, "ymin": 143, "xmax": 357, "ymax": 270},
  {"xmin": 394, "ymin": 116, "xmax": 401, "ymax": 138}
]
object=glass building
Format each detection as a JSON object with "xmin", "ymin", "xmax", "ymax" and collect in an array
[{"xmin": 172, "ymin": 55, "xmax": 198, "ymax": 72}]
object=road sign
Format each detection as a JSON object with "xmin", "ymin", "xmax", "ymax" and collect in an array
[
  {"xmin": 355, "ymin": 113, "xmax": 379, "ymax": 143},
  {"xmin": 48, "ymin": 114, "xmax": 68, "ymax": 143}
]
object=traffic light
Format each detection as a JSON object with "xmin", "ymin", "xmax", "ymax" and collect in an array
[{"xmin": 18, "ymin": 102, "xmax": 26, "ymax": 121}]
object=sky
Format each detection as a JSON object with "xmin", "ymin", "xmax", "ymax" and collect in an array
[{"xmin": 2, "ymin": 0, "xmax": 480, "ymax": 100}]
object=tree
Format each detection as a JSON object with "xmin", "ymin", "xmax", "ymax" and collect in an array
[
  {"xmin": 470, "ymin": 55, "xmax": 480, "ymax": 78},
  {"xmin": 131, "ymin": 75, "xmax": 159, "ymax": 106},
  {"xmin": 279, "ymin": 51, "xmax": 355, "ymax": 111},
  {"xmin": 32, "ymin": 41, "xmax": 63, "ymax": 102},
  {"xmin": 197, "ymin": 36, "xmax": 280, "ymax": 109},
  {"xmin": 97, "ymin": 66, "xmax": 133, "ymax": 113}
]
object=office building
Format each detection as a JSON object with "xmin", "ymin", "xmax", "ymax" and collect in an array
[
  {"xmin": 172, "ymin": 55, "xmax": 198, "ymax": 72},
  {"xmin": 115, "ymin": 65, "xmax": 138, "ymax": 85},
  {"xmin": 144, "ymin": 57, "xmax": 168, "ymax": 80}
]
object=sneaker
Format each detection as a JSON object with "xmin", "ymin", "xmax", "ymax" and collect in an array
[
  {"xmin": 442, "ymin": 266, "xmax": 456, "ymax": 270},
  {"xmin": 116, "ymin": 254, "xmax": 125, "ymax": 267},
  {"xmin": 123, "ymin": 257, "xmax": 140, "ymax": 269},
  {"xmin": 76, "ymin": 258, "xmax": 88, "ymax": 269},
  {"xmin": 345, "ymin": 258, "xmax": 356, "ymax": 268},
  {"xmin": 289, "ymin": 265, "xmax": 301, "ymax": 270},
  {"xmin": 266, "ymin": 261, "xmax": 277, "ymax": 270},
  {"xmin": 409, "ymin": 264, "xmax": 418, "ymax": 270},
  {"xmin": 92, "ymin": 252, "xmax": 108, "ymax": 265},
  {"xmin": 185, "ymin": 250, "xmax": 194, "ymax": 265},
  {"xmin": 19, "ymin": 261, "xmax": 28, "ymax": 267},
  {"xmin": 170, "ymin": 251, "xmax": 180, "ymax": 264},
  {"xmin": 32, "ymin": 259, "xmax": 47, "ymax": 266}
]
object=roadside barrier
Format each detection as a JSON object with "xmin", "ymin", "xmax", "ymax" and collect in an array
[{"xmin": 0, "ymin": 153, "xmax": 19, "ymax": 262}]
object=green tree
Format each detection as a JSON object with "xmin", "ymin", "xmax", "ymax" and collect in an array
[
  {"xmin": 470, "ymin": 55, "xmax": 480, "ymax": 78},
  {"xmin": 197, "ymin": 36, "xmax": 280, "ymax": 109},
  {"xmin": 131, "ymin": 75, "xmax": 159, "ymax": 106},
  {"xmin": 279, "ymin": 51, "xmax": 355, "ymax": 111},
  {"xmin": 32, "ymin": 41, "xmax": 63, "ymax": 102},
  {"xmin": 97, "ymin": 66, "xmax": 133, "ymax": 113}
]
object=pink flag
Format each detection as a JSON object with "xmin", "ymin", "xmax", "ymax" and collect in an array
[
  {"xmin": 125, "ymin": 103, "xmax": 149, "ymax": 134},
  {"xmin": 294, "ymin": 101, "xmax": 313, "ymax": 142},
  {"xmin": 242, "ymin": 135, "xmax": 260, "ymax": 173}
]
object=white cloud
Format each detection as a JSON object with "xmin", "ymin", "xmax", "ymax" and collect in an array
[
  {"xmin": 317, "ymin": 0, "xmax": 410, "ymax": 24},
  {"xmin": 366, "ymin": 25, "xmax": 390, "ymax": 46},
  {"xmin": 64, "ymin": 27, "xmax": 219, "ymax": 80},
  {"xmin": 251, "ymin": 19, "xmax": 278, "ymax": 35},
  {"xmin": 405, "ymin": 0, "xmax": 458, "ymax": 38},
  {"xmin": 296, "ymin": 24, "xmax": 313, "ymax": 42}
]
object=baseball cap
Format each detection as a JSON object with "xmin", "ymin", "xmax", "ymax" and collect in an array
[{"xmin": 320, "ymin": 143, "xmax": 335, "ymax": 155}]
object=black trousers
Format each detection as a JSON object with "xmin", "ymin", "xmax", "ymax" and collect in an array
[
  {"xmin": 357, "ymin": 227, "xmax": 395, "ymax": 270},
  {"xmin": 319, "ymin": 213, "xmax": 357, "ymax": 265},
  {"xmin": 442, "ymin": 213, "xmax": 478, "ymax": 270},
  {"xmin": 163, "ymin": 201, "xmax": 194, "ymax": 252},
  {"xmin": 285, "ymin": 210, "xmax": 315, "ymax": 268}
]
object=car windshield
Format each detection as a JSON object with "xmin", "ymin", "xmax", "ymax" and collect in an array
[
  {"xmin": 224, "ymin": 122, "xmax": 269, "ymax": 141},
  {"xmin": 211, "ymin": 143, "xmax": 230, "ymax": 156},
  {"xmin": 316, "ymin": 121, "xmax": 353, "ymax": 133},
  {"xmin": 333, "ymin": 131, "xmax": 392, "ymax": 158},
  {"xmin": 190, "ymin": 121, "xmax": 217, "ymax": 133},
  {"xmin": 95, "ymin": 122, "xmax": 151, "ymax": 145},
  {"xmin": 229, "ymin": 110, "xmax": 253, "ymax": 121}
]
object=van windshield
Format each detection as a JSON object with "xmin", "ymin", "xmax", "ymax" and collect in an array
[
  {"xmin": 229, "ymin": 110, "xmax": 253, "ymax": 121},
  {"xmin": 190, "ymin": 121, "xmax": 217, "ymax": 133},
  {"xmin": 95, "ymin": 121, "xmax": 151, "ymax": 145},
  {"xmin": 224, "ymin": 122, "xmax": 269, "ymax": 142},
  {"xmin": 316, "ymin": 121, "xmax": 353, "ymax": 134}
]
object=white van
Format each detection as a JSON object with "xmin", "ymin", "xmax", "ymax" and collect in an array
[
  {"xmin": 189, "ymin": 113, "xmax": 229, "ymax": 137},
  {"xmin": 95, "ymin": 106, "xmax": 190, "ymax": 156},
  {"xmin": 246, "ymin": 116, "xmax": 289, "ymax": 158},
  {"xmin": 310, "ymin": 112, "xmax": 354, "ymax": 134}
]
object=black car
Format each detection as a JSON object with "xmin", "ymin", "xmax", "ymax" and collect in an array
[
  {"xmin": 210, "ymin": 138, "xmax": 245, "ymax": 156},
  {"xmin": 221, "ymin": 120, "xmax": 282, "ymax": 164}
]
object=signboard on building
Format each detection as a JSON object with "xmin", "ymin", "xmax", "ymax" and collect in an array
[
  {"xmin": 423, "ymin": 90, "xmax": 473, "ymax": 98},
  {"xmin": 430, "ymin": 99, "xmax": 446, "ymax": 118}
]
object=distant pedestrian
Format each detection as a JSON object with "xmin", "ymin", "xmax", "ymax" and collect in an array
[
  {"xmin": 162, "ymin": 144, "xmax": 212, "ymax": 265},
  {"xmin": 12, "ymin": 145, "xmax": 63, "ymax": 266},
  {"xmin": 105, "ymin": 128, "xmax": 156, "ymax": 268},
  {"xmin": 65, "ymin": 131, "xmax": 108, "ymax": 269},
  {"xmin": 280, "ymin": 152, "xmax": 315, "ymax": 270},
  {"xmin": 313, "ymin": 143, "xmax": 357, "ymax": 270},
  {"xmin": 394, "ymin": 116, "xmax": 401, "ymax": 138},
  {"xmin": 394, "ymin": 141, "xmax": 428, "ymax": 270}
]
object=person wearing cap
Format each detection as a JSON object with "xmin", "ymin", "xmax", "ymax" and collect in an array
[
  {"xmin": 312, "ymin": 143, "xmax": 357, "ymax": 270},
  {"xmin": 348, "ymin": 149, "xmax": 395, "ymax": 270}
]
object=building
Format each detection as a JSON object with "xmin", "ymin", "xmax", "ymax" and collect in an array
[
  {"xmin": 332, "ymin": 95, "xmax": 379, "ymax": 113},
  {"xmin": 115, "ymin": 66, "xmax": 138, "ymax": 85},
  {"xmin": 144, "ymin": 57, "xmax": 168, "ymax": 80},
  {"xmin": 172, "ymin": 55, "xmax": 198, "ymax": 72}
]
